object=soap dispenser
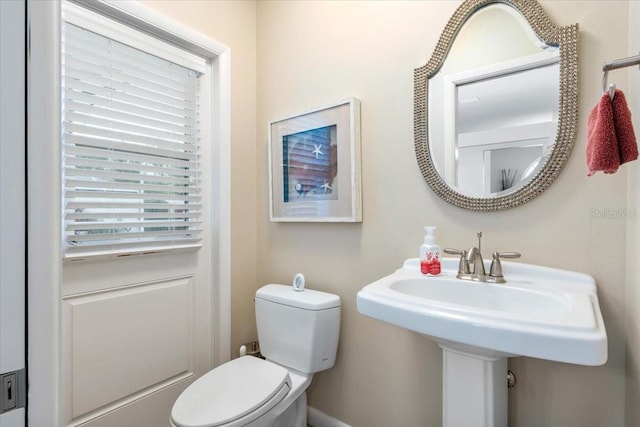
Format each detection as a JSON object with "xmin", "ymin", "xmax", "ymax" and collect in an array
[{"xmin": 420, "ymin": 226, "xmax": 442, "ymax": 275}]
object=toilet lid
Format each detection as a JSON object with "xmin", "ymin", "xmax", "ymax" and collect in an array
[{"xmin": 171, "ymin": 356, "xmax": 291, "ymax": 427}]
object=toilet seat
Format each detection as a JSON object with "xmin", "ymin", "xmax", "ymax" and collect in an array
[{"xmin": 171, "ymin": 356, "xmax": 291, "ymax": 427}]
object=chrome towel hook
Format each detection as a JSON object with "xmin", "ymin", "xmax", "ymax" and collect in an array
[
  {"xmin": 601, "ymin": 69, "xmax": 616, "ymax": 100},
  {"xmin": 601, "ymin": 52, "xmax": 640, "ymax": 99}
]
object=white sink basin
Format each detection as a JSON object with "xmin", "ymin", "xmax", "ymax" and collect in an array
[{"xmin": 357, "ymin": 257, "xmax": 607, "ymax": 366}]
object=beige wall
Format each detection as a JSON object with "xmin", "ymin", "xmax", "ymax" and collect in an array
[
  {"xmin": 142, "ymin": 0, "xmax": 259, "ymax": 357},
  {"xmin": 257, "ymin": 1, "xmax": 630, "ymax": 426},
  {"xmin": 626, "ymin": 2, "xmax": 640, "ymax": 427}
]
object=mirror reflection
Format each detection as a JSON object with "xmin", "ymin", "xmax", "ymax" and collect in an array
[{"xmin": 428, "ymin": 3, "xmax": 560, "ymax": 197}]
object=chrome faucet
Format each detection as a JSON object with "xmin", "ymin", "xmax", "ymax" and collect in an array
[{"xmin": 445, "ymin": 232, "xmax": 521, "ymax": 283}]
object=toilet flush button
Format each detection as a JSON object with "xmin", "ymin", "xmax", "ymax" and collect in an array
[{"xmin": 292, "ymin": 273, "xmax": 305, "ymax": 292}]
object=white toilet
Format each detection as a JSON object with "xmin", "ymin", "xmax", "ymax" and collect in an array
[{"xmin": 170, "ymin": 283, "xmax": 341, "ymax": 427}]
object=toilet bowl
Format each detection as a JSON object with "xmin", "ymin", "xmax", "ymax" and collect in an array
[{"xmin": 170, "ymin": 284, "xmax": 341, "ymax": 427}]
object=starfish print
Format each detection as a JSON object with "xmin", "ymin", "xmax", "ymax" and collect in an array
[
  {"xmin": 321, "ymin": 181, "xmax": 332, "ymax": 193},
  {"xmin": 312, "ymin": 144, "xmax": 323, "ymax": 159}
]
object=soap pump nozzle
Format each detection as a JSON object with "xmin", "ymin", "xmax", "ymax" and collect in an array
[{"xmin": 424, "ymin": 226, "xmax": 437, "ymax": 244}]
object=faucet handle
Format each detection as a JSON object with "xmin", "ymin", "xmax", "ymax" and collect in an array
[
  {"xmin": 444, "ymin": 248, "xmax": 465, "ymax": 256},
  {"xmin": 495, "ymin": 252, "xmax": 521, "ymax": 259},
  {"xmin": 488, "ymin": 252, "xmax": 521, "ymax": 283},
  {"xmin": 444, "ymin": 248, "xmax": 470, "ymax": 275}
]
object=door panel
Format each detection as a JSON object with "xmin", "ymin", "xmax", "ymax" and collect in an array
[
  {"xmin": 60, "ymin": 218, "xmax": 212, "ymax": 426},
  {"xmin": 63, "ymin": 277, "xmax": 195, "ymax": 419},
  {"xmin": 61, "ymin": 252, "xmax": 211, "ymax": 425}
]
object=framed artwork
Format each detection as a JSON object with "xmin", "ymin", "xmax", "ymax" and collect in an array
[{"xmin": 269, "ymin": 98, "xmax": 362, "ymax": 222}]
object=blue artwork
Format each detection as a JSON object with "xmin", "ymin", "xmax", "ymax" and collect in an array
[{"xmin": 282, "ymin": 125, "xmax": 338, "ymax": 203}]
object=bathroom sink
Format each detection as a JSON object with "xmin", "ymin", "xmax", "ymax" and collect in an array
[{"xmin": 357, "ymin": 258, "xmax": 607, "ymax": 366}]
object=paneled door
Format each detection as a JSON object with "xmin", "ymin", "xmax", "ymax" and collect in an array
[
  {"xmin": 57, "ymin": 38, "xmax": 215, "ymax": 427},
  {"xmin": 1, "ymin": 0, "xmax": 26, "ymax": 425},
  {"xmin": 55, "ymin": 2, "xmax": 216, "ymax": 426},
  {"xmin": 27, "ymin": 1, "xmax": 230, "ymax": 424}
]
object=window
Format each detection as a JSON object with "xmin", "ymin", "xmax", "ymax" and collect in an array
[{"xmin": 61, "ymin": 2, "xmax": 207, "ymax": 258}]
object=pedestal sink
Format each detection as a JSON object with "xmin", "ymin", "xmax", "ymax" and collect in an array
[{"xmin": 356, "ymin": 258, "xmax": 607, "ymax": 427}]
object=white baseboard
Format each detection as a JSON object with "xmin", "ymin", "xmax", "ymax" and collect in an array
[{"xmin": 307, "ymin": 406, "xmax": 351, "ymax": 427}]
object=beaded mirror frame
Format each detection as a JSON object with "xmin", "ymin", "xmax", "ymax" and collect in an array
[{"xmin": 414, "ymin": 0, "xmax": 579, "ymax": 211}]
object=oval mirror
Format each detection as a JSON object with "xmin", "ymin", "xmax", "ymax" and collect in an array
[{"xmin": 414, "ymin": 0, "xmax": 578, "ymax": 211}]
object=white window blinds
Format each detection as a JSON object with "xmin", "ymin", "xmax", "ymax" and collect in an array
[{"xmin": 62, "ymin": 20, "xmax": 204, "ymax": 258}]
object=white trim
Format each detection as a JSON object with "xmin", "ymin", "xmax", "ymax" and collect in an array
[
  {"xmin": 212, "ymin": 47, "xmax": 232, "ymax": 366},
  {"xmin": 62, "ymin": 244, "xmax": 202, "ymax": 263},
  {"xmin": 71, "ymin": 0, "xmax": 229, "ymax": 57},
  {"xmin": 27, "ymin": 0, "xmax": 62, "ymax": 424},
  {"xmin": 62, "ymin": 1, "xmax": 206, "ymax": 73},
  {"xmin": 27, "ymin": 0, "xmax": 232, "ymax": 423},
  {"xmin": 444, "ymin": 50, "xmax": 559, "ymax": 88},
  {"xmin": 308, "ymin": 406, "xmax": 352, "ymax": 427}
]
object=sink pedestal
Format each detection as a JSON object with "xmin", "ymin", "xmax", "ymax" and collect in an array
[{"xmin": 441, "ymin": 346, "xmax": 507, "ymax": 427}]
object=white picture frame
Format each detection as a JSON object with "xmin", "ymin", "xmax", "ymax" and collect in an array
[{"xmin": 268, "ymin": 98, "xmax": 362, "ymax": 222}]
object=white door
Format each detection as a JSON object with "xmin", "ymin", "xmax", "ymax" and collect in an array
[
  {"xmin": 1, "ymin": 0, "xmax": 26, "ymax": 426},
  {"xmin": 27, "ymin": 1, "xmax": 231, "ymax": 425}
]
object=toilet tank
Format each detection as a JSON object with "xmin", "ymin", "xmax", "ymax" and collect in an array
[{"xmin": 255, "ymin": 284, "xmax": 340, "ymax": 374}]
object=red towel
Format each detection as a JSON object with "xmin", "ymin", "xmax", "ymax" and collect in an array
[
  {"xmin": 586, "ymin": 93, "xmax": 619, "ymax": 176},
  {"xmin": 611, "ymin": 89, "xmax": 638, "ymax": 165}
]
